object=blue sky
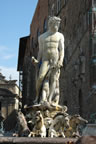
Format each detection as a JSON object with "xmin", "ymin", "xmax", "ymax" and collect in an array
[{"xmin": 0, "ymin": 0, "xmax": 38, "ymax": 83}]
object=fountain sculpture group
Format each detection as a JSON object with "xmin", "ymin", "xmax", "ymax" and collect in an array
[{"xmin": 14, "ymin": 16, "xmax": 88, "ymax": 138}]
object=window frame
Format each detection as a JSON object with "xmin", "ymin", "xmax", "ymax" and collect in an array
[{"xmin": 57, "ymin": 0, "xmax": 61, "ymax": 14}]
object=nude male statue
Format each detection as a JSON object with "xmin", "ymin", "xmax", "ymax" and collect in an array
[{"xmin": 33, "ymin": 16, "xmax": 64, "ymax": 104}]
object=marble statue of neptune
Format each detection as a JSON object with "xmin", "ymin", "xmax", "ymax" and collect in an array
[{"xmin": 33, "ymin": 16, "xmax": 64, "ymax": 105}]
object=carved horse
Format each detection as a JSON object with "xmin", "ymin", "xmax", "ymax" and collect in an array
[
  {"xmin": 65, "ymin": 114, "xmax": 88, "ymax": 138},
  {"xmin": 49, "ymin": 113, "xmax": 70, "ymax": 137}
]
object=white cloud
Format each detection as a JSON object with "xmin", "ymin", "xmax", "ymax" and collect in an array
[
  {"xmin": 0, "ymin": 45, "xmax": 8, "ymax": 52},
  {"xmin": 3, "ymin": 54, "xmax": 15, "ymax": 60},
  {"xmin": 0, "ymin": 45, "xmax": 15, "ymax": 61},
  {"xmin": 0, "ymin": 66, "xmax": 19, "ymax": 85}
]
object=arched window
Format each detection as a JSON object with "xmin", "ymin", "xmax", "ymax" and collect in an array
[
  {"xmin": 43, "ymin": 19, "xmax": 47, "ymax": 33},
  {"xmin": 57, "ymin": 0, "xmax": 61, "ymax": 13}
]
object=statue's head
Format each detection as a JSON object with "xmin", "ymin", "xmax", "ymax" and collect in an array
[{"xmin": 48, "ymin": 16, "xmax": 61, "ymax": 32}]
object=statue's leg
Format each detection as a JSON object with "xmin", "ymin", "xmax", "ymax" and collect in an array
[
  {"xmin": 41, "ymin": 79, "xmax": 49, "ymax": 102},
  {"xmin": 36, "ymin": 61, "xmax": 49, "ymax": 103},
  {"xmin": 53, "ymin": 85, "xmax": 59, "ymax": 105},
  {"xmin": 48, "ymin": 69, "xmax": 57, "ymax": 103},
  {"xmin": 49, "ymin": 69, "xmax": 60, "ymax": 104},
  {"xmin": 52, "ymin": 69, "xmax": 60, "ymax": 104}
]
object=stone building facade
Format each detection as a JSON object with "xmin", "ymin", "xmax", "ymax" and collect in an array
[
  {"xmin": 0, "ymin": 72, "xmax": 21, "ymax": 119},
  {"xmin": 17, "ymin": 0, "xmax": 96, "ymax": 119}
]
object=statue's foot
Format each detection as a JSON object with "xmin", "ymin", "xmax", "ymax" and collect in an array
[
  {"xmin": 40, "ymin": 101, "xmax": 50, "ymax": 107},
  {"xmin": 40, "ymin": 100, "xmax": 47, "ymax": 104},
  {"xmin": 49, "ymin": 100, "xmax": 57, "ymax": 106},
  {"xmin": 48, "ymin": 99, "xmax": 51, "ymax": 104},
  {"xmin": 51, "ymin": 101, "xmax": 58, "ymax": 106},
  {"xmin": 40, "ymin": 100, "xmax": 45, "ymax": 104},
  {"xmin": 33, "ymin": 99, "xmax": 38, "ymax": 105}
]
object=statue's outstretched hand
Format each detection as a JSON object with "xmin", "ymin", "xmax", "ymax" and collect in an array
[{"xmin": 32, "ymin": 56, "xmax": 38, "ymax": 65}]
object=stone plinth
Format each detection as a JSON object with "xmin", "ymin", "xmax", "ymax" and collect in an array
[{"xmin": 0, "ymin": 137, "xmax": 77, "ymax": 144}]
